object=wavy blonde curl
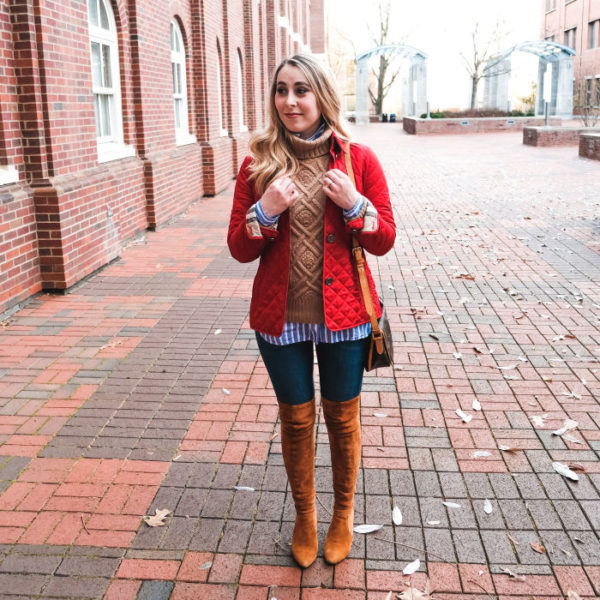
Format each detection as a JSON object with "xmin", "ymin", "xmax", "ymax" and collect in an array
[{"xmin": 248, "ymin": 53, "xmax": 351, "ymax": 195}]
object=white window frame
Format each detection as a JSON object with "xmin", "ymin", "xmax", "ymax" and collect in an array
[
  {"xmin": 170, "ymin": 21, "xmax": 195, "ymax": 146},
  {"xmin": 0, "ymin": 164, "xmax": 19, "ymax": 186},
  {"xmin": 217, "ymin": 46, "xmax": 228, "ymax": 137},
  {"xmin": 596, "ymin": 75, "xmax": 600, "ymax": 108},
  {"xmin": 237, "ymin": 51, "xmax": 247, "ymax": 132},
  {"xmin": 88, "ymin": 0, "xmax": 134, "ymax": 163}
]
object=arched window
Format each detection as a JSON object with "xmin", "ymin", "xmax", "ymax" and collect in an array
[
  {"xmin": 87, "ymin": 0, "xmax": 132, "ymax": 162},
  {"xmin": 237, "ymin": 50, "xmax": 247, "ymax": 132},
  {"xmin": 171, "ymin": 21, "xmax": 194, "ymax": 145},
  {"xmin": 217, "ymin": 41, "xmax": 228, "ymax": 136}
]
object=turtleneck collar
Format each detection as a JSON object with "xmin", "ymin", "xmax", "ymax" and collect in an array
[{"xmin": 286, "ymin": 126, "xmax": 332, "ymax": 160}]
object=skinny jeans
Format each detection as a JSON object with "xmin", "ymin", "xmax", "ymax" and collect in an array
[{"xmin": 255, "ymin": 333, "xmax": 368, "ymax": 405}]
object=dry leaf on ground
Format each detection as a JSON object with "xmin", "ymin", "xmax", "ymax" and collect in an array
[
  {"xmin": 393, "ymin": 506, "xmax": 402, "ymax": 526},
  {"xmin": 531, "ymin": 542, "xmax": 546, "ymax": 554},
  {"xmin": 552, "ymin": 419, "xmax": 578, "ymax": 436},
  {"xmin": 402, "ymin": 557, "xmax": 420, "ymax": 575},
  {"xmin": 499, "ymin": 566, "xmax": 526, "ymax": 582},
  {"xmin": 456, "ymin": 409, "xmax": 472, "ymax": 423},
  {"xmin": 354, "ymin": 524, "xmax": 383, "ymax": 534},
  {"xmin": 143, "ymin": 508, "xmax": 171, "ymax": 527},
  {"xmin": 398, "ymin": 578, "xmax": 436, "ymax": 599},
  {"xmin": 553, "ymin": 461, "xmax": 580, "ymax": 481},
  {"xmin": 499, "ymin": 445, "xmax": 521, "ymax": 453}
]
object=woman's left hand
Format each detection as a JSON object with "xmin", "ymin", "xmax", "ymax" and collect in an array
[{"xmin": 322, "ymin": 169, "xmax": 359, "ymax": 211}]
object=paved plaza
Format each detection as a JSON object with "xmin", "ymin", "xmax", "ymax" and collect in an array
[{"xmin": 0, "ymin": 124, "xmax": 598, "ymax": 599}]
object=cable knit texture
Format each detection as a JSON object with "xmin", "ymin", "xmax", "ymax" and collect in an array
[
  {"xmin": 227, "ymin": 132, "xmax": 396, "ymax": 337},
  {"xmin": 285, "ymin": 130, "xmax": 331, "ymax": 324}
]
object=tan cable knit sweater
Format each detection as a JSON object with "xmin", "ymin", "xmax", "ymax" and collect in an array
[{"xmin": 285, "ymin": 129, "xmax": 332, "ymax": 324}]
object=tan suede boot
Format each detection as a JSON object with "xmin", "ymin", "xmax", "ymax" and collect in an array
[
  {"xmin": 278, "ymin": 399, "xmax": 318, "ymax": 568},
  {"xmin": 322, "ymin": 395, "xmax": 361, "ymax": 565}
]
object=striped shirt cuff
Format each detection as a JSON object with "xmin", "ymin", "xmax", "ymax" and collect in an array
[
  {"xmin": 255, "ymin": 199, "xmax": 280, "ymax": 227},
  {"xmin": 343, "ymin": 195, "xmax": 366, "ymax": 221}
]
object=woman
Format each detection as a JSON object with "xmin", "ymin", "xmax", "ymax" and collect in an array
[{"xmin": 227, "ymin": 54, "xmax": 395, "ymax": 567}]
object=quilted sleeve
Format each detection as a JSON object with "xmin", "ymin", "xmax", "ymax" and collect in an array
[
  {"xmin": 349, "ymin": 145, "xmax": 396, "ymax": 256},
  {"xmin": 227, "ymin": 157, "xmax": 279, "ymax": 263}
]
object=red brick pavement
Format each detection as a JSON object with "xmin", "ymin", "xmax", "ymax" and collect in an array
[{"xmin": 0, "ymin": 125, "xmax": 598, "ymax": 598}]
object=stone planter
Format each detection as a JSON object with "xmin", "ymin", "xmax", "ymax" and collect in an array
[{"xmin": 403, "ymin": 116, "xmax": 560, "ymax": 135}]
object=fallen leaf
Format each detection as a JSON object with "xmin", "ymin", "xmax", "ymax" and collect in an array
[
  {"xmin": 483, "ymin": 499, "xmax": 493, "ymax": 514},
  {"xmin": 562, "ymin": 434, "xmax": 583, "ymax": 446},
  {"xmin": 472, "ymin": 398, "xmax": 481, "ymax": 411},
  {"xmin": 498, "ymin": 364, "xmax": 518, "ymax": 371},
  {"xmin": 531, "ymin": 542, "xmax": 546, "ymax": 554},
  {"xmin": 384, "ymin": 592, "xmax": 392, "ymax": 600},
  {"xmin": 234, "ymin": 486, "xmax": 255, "ymax": 492},
  {"xmin": 442, "ymin": 501, "xmax": 461, "ymax": 509},
  {"xmin": 530, "ymin": 414, "xmax": 548, "ymax": 428},
  {"xmin": 373, "ymin": 412, "xmax": 388, "ymax": 418},
  {"xmin": 353, "ymin": 524, "xmax": 383, "ymax": 534},
  {"xmin": 552, "ymin": 461, "xmax": 579, "ymax": 481},
  {"xmin": 456, "ymin": 409, "xmax": 472, "ymax": 424},
  {"xmin": 472, "ymin": 450, "xmax": 491, "ymax": 458},
  {"xmin": 393, "ymin": 506, "xmax": 402, "ymax": 526},
  {"xmin": 567, "ymin": 462, "xmax": 585, "ymax": 472},
  {"xmin": 397, "ymin": 581, "xmax": 435, "ymax": 600},
  {"xmin": 143, "ymin": 508, "xmax": 171, "ymax": 527},
  {"xmin": 429, "ymin": 334, "xmax": 439, "ymax": 341},
  {"xmin": 214, "ymin": 329, "xmax": 222, "ymax": 335},
  {"xmin": 506, "ymin": 531, "xmax": 519, "ymax": 545},
  {"xmin": 222, "ymin": 388, "xmax": 231, "ymax": 395},
  {"xmin": 499, "ymin": 445, "xmax": 521, "ymax": 453},
  {"xmin": 427, "ymin": 520, "xmax": 440, "ymax": 525},
  {"xmin": 499, "ymin": 567, "xmax": 526, "ymax": 582},
  {"xmin": 567, "ymin": 591, "xmax": 583, "ymax": 600},
  {"xmin": 552, "ymin": 419, "xmax": 578, "ymax": 436},
  {"xmin": 402, "ymin": 557, "xmax": 420, "ymax": 575},
  {"xmin": 200, "ymin": 561, "xmax": 213, "ymax": 570},
  {"xmin": 453, "ymin": 352, "xmax": 463, "ymax": 360}
]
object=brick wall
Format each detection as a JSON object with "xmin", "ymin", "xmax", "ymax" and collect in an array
[
  {"xmin": 579, "ymin": 132, "xmax": 600, "ymax": 160},
  {"xmin": 0, "ymin": 0, "xmax": 314, "ymax": 313}
]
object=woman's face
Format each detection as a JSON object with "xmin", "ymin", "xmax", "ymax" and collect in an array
[{"xmin": 274, "ymin": 64, "xmax": 322, "ymax": 139}]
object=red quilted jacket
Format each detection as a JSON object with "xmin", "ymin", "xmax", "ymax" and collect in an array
[{"xmin": 227, "ymin": 132, "xmax": 396, "ymax": 336}]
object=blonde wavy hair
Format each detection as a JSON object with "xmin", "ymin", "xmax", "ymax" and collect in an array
[{"xmin": 248, "ymin": 53, "xmax": 351, "ymax": 195}]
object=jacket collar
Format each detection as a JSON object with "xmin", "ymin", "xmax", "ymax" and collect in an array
[{"xmin": 329, "ymin": 130, "xmax": 348, "ymax": 158}]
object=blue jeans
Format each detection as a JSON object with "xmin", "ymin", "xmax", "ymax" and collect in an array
[{"xmin": 255, "ymin": 333, "xmax": 368, "ymax": 405}]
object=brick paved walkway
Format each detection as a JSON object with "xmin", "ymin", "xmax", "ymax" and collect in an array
[{"xmin": 0, "ymin": 124, "xmax": 598, "ymax": 599}]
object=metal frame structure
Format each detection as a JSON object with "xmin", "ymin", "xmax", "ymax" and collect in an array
[
  {"xmin": 483, "ymin": 40, "xmax": 575, "ymax": 117},
  {"xmin": 355, "ymin": 44, "xmax": 427, "ymax": 124}
]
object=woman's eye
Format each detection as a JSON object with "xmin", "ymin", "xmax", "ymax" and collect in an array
[
  {"xmin": 276, "ymin": 87, "xmax": 286, "ymax": 95},
  {"xmin": 296, "ymin": 87, "xmax": 308, "ymax": 95}
]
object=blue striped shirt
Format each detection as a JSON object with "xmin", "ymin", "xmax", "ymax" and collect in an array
[{"xmin": 256, "ymin": 125, "xmax": 372, "ymax": 346}]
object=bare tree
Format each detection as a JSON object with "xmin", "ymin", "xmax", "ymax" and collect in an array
[
  {"xmin": 460, "ymin": 21, "xmax": 509, "ymax": 110},
  {"xmin": 367, "ymin": 1, "xmax": 403, "ymax": 115}
]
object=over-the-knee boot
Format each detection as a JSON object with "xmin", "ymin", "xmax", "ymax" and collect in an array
[
  {"xmin": 322, "ymin": 394, "xmax": 361, "ymax": 564},
  {"xmin": 278, "ymin": 399, "xmax": 318, "ymax": 568}
]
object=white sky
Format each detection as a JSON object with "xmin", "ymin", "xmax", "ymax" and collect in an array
[{"xmin": 326, "ymin": 0, "xmax": 543, "ymax": 111}]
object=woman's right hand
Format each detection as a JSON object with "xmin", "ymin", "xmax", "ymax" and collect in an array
[{"xmin": 260, "ymin": 176, "xmax": 298, "ymax": 218}]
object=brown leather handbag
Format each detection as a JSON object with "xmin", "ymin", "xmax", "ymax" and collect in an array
[{"xmin": 344, "ymin": 148, "xmax": 394, "ymax": 372}]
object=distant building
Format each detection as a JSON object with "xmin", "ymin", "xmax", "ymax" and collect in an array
[
  {"xmin": 542, "ymin": 0, "xmax": 600, "ymax": 109},
  {"xmin": 0, "ymin": 0, "xmax": 324, "ymax": 314}
]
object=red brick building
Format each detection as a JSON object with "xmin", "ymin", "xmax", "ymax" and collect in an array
[
  {"xmin": 0, "ymin": 0, "xmax": 324, "ymax": 314},
  {"xmin": 542, "ymin": 0, "xmax": 600, "ymax": 106}
]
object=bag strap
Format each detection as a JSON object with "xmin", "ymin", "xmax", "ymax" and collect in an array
[{"xmin": 344, "ymin": 147, "xmax": 384, "ymax": 352}]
